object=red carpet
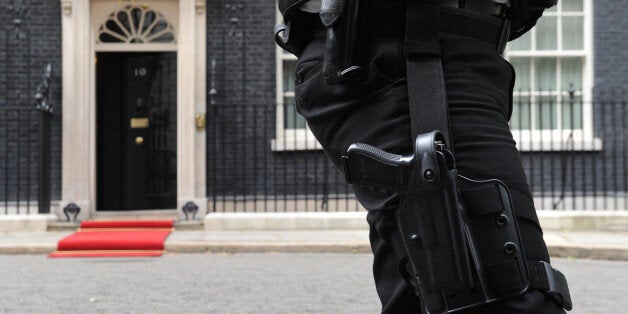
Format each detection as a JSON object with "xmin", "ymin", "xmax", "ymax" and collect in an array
[{"xmin": 49, "ymin": 220, "xmax": 174, "ymax": 258}]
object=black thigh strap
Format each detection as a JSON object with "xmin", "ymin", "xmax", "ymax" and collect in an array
[{"xmin": 527, "ymin": 261, "xmax": 573, "ymax": 311}]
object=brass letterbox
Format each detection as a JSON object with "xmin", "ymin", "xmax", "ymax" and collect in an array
[{"xmin": 130, "ymin": 117, "xmax": 150, "ymax": 129}]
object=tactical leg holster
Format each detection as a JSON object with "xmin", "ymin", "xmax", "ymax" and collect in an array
[{"xmin": 343, "ymin": 132, "xmax": 572, "ymax": 313}]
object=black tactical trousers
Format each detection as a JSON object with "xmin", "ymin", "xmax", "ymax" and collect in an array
[{"xmin": 293, "ymin": 26, "xmax": 566, "ymax": 314}]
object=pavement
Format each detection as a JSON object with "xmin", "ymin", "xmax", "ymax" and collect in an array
[{"xmin": 1, "ymin": 228, "xmax": 627, "ymax": 260}]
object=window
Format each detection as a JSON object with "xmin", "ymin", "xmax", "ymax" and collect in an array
[
  {"xmin": 506, "ymin": 0, "xmax": 600, "ymax": 150},
  {"xmin": 94, "ymin": 4, "xmax": 177, "ymax": 52},
  {"xmin": 273, "ymin": 5, "xmax": 321, "ymax": 151},
  {"xmin": 97, "ymin": 6, "xmax": 176, "ymax": 44}
]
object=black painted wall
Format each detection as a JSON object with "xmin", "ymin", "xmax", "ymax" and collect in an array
[
  {"xmin": 0, "ymin": 0, "xmax": 62, "ymax": 204},
  {"xmin": 594, "ymin": 0, "xmax": 628, "ymax": 91}
]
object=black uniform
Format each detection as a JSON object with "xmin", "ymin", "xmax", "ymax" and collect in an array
[{"xmin": 277, "ymin": 1, "xmax": 569, "ymax": 313}]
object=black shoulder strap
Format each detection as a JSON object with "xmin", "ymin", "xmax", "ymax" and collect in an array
[{"xmin": 404, "ymin": 0, "xmax": 452, "ymax": 146}]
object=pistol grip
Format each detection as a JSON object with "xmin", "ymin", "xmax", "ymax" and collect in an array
[{"xmin": 343, "ymin": 143, "xmax": 412, "ymax": 192}]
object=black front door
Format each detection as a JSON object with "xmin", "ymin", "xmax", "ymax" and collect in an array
[{"xmin": 97, "ymin": 52, "xmax": 177, "ymax": 210}]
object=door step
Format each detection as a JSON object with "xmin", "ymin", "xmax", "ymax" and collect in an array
[
  {"xmin": 48, "ymin": 210, "xmax": 204, "ymax": 231},
  {"xmin": 92, "ymin": 209, "xmax": 178, "ymax": 221}
]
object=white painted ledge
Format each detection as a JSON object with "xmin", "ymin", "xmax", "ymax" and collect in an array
[
  {"xmin": 205, "ymin": 212, "xmax": 368, "ymax": 231},
  {"xmin": 537, "ymin": 210, "xmax": 628, "ymax": 231},
  {"xmin": 0, "ymin": 214, "xmax": 58, "ymax": 232},
  {"xmin": 205, "ymin": 211, "xmax": 628, "ymax": 232}
]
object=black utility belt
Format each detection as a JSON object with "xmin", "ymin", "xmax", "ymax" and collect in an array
[
  {"xmin": 275, "ymin": 0, "xmax": 510, "ymax": 60},
  {"xmin": 365, "ymin": 0, "xmax": 506, "ymax": 18},
  {"xmin": 363, "ymin": 4, "xmax": 510, "ymax": 53}
]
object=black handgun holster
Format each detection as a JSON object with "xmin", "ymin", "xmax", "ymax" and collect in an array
[{"xmin": 397, "ymin": 134, "xmax": 530, "ymax": 312}]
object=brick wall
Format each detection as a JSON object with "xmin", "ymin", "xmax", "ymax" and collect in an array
[
  {"xmin": 594, "ymin": 0, "xmax": 628, "ymax": 90},
  {"xmin": 0, "ymin": 0, "xmax": 62, "ymax": 205}
]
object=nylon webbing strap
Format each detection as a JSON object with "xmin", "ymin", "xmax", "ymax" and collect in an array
[
  {"xmin": 404, "ymin": 0, "xmax": 452, "ymax": 145},
  {"xmin": 461, "ymin": 185, "xmax": 505, "ymax": 218}
]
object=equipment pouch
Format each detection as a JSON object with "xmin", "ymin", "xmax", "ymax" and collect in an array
[
  {"xmin": 320, "ymin": 0, "xmax": 366, "ymax": 84},
  {"xmin": 343, "ymin": 131, "xmax": 529, "ymax": 313}
]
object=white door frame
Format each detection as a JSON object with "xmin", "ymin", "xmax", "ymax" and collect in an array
[{"xmin": 59, "ymin": 0, "xmax": 207, "ymax": 220}]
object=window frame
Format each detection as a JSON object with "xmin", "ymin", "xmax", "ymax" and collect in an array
[{"xmin": 505, "ymin": 0, "xmax": 600, "ymax": 151}]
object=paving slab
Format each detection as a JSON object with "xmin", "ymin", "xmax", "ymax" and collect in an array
[
  {"xmin": 0, "ymin": 232, "xmax": 71, "ymax": 254},
  {"xmin": 544, "ymin": 231, "xmax": 628, "ymax": 260},
  {"xmin": 164, "ymin": 230, "xmax": 371, "ymax": 254}
]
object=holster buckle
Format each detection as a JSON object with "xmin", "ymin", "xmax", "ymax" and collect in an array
[{"xmin": 541, "ymin": 261, "xmax": 573, "ymax": 311}]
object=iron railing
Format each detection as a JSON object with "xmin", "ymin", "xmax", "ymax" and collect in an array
[
  {"xmin": 0, "ymin": 1, "xmax": 54, "ymax": 215},
  {"xmin": 1, "ymin": 96, "xmax": 625, "ymax": 214},
  {"xmin": 207, "ymin": 102, "xmax": 361, "ymax": 212},
  {"xmin": 0, "ymin": 65, "xmax": 53, "ymax": 215},
  {"xmin": 515, "ymin": 91, "xmax": 627, "ymax": 211},
  {"xmin": 208, "ymin": 94, "xmax": 627, "ymax": 212}
]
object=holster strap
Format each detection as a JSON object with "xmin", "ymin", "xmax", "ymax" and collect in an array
[
  {"xmin": 404, "ymin": 0, "xmax": 452, "ymax": 144},
  {"xmin": 461, "ymin": 183, "xmax": 542, "ymax": 229},
  {"xmin": 527, "ymin": 261, "xmax": 573, "ymax": 311},
  {"xmin": 461, "ymin": 184, "xmax": 504, "ymax": 218}
]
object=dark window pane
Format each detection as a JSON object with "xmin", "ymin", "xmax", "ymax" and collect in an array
[
  {"xmin": 561, "ymin": 58, "xmax": 583, "ymax": 91},
  {"xmin": 150, "ymin": 32, "xmax": 175, "ymax": 43},
  {"xmin": 536, "ymin": 96, "xmax": 559, "ymax": 130},
  {"xmin": 561, "ymin": 96, "xmax": 583, "ymax": 130},
  {"xmin": 283, "ymin": 60, "xmax": 296, "ymax": 93},
  {"xmin": 100, "ymin": 32, "xmax": 123, "ymax": 43},
  {"xmin": 536, "ymin": 17, "xmax": 558, "ymax": 50},
  {"xmin": 535, "ymin": 58, "xmax": 557, "ymax": 91},
  {"xmin": 283, "ymin": 97, "xmax": 306, "ymax": 129}
]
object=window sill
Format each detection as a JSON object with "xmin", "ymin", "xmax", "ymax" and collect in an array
[
  {"xmin": 515, "ymin": 138, "xmax": 603, "ymax": 152},
  {"xmin": 271, "ymin": 138, "xmax": 322, "ymax": 151}
]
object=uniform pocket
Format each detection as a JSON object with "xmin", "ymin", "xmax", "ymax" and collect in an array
[
  {"xmin": 294, "ymin": 60, "xmax": 323, "ymax": 86},
  {"xmin": 294, "ymin": 60, "xmax": 323, "ymax": 114}
]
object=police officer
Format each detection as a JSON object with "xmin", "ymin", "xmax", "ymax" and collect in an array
[{"xmin": 276, "ymin": 1, "xmax": 571, "ymax": 313}]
